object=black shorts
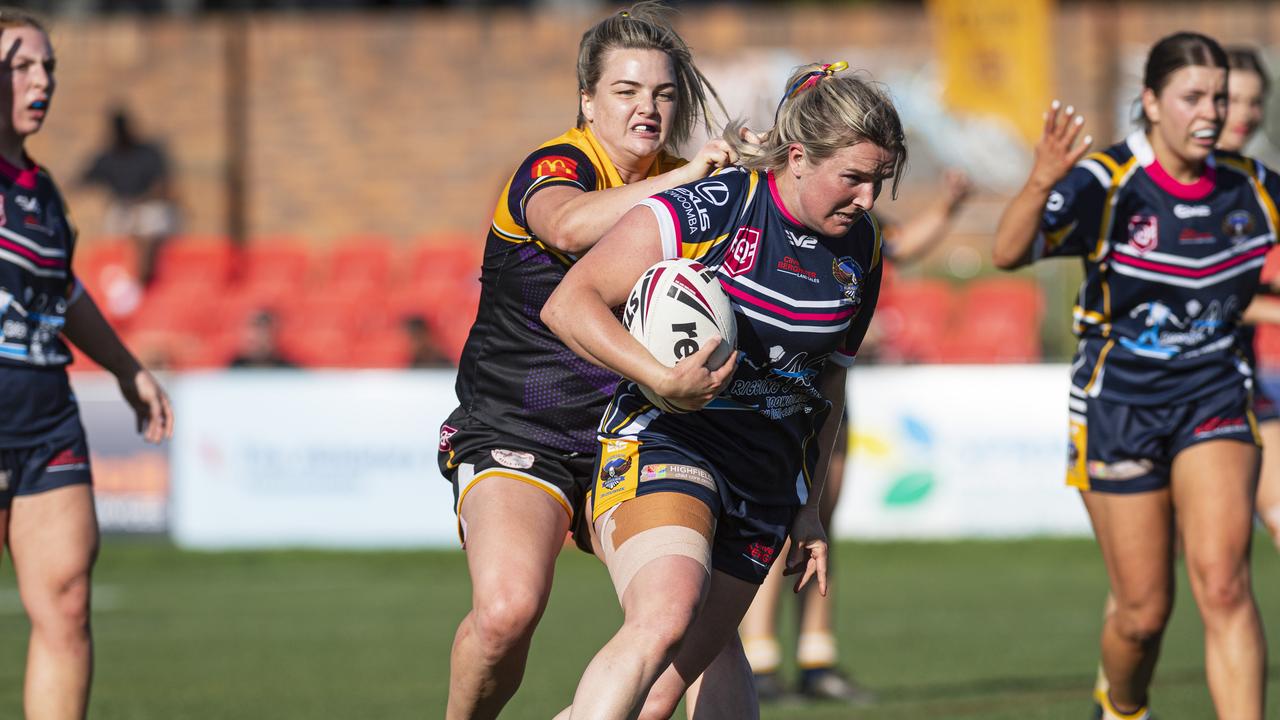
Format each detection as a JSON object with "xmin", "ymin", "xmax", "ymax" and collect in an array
[
  {"xmin": 1254, "ymin": 385, "xmax": 1279, "ymax": 423},
  {"xmin": 1066, "ymin": 384, "xmax": 1259, "ymax": 494},
  {"xmin": 591, "ymin": 433, "xmax": 797, "ymax": 585},
  {"xmin": 0, "ymin": 412, "xmax": 93, "ymax": 509},
  {"xmin": 438, "ymin": 415, "xmax": 594, "ymax": 547}
]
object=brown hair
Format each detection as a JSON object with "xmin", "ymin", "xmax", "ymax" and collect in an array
[
  {"xmin": 0, "ymin": 7, "xmax": 47, "ymax": 34},
  {"xmin": 725, "ymin": 64, "xmax": 908, "ymax": 198},
  {"xmin": 1138, "ymin": 32, "xmax": 1229, "ymax": 129},
  {"xmin": 575, "ymin": 1, "xmax": 721, "ymax": 150},
  {"xmin": 1226, "ymin": 46, "xmax": 1270, "ymax": 96}
]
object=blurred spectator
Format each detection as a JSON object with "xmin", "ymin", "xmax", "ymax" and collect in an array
[
  {"xmin": 228, "ymin": 310, "xmax": 296, "ymax": 368},
  {"xmin": 403, "ymin": 314, "xmax": 451, "ymax": 368},
  {"xmin": 78, "ymin": 107, "xmax": 181, "ymax": 287}
]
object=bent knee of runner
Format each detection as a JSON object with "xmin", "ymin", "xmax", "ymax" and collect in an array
[{"xmin": 597, "ymin": 492, "xmax": 714, "ymax": 600}]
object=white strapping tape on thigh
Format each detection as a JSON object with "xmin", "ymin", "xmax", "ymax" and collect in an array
[{"xmin": 599, "ymin": 508, "xmax": 711, "ymax": 600}]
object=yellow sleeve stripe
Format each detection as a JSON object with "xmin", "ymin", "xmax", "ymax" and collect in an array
[
  {"xmin": 1221, "ymin": 157, "xmax": 1280, "ymax": 236},
  {"xmin": 682, "ymin": 233, "xmax": 730, "ymax": 261},
  {"xmin": 866, "ymin": 212, "xmax": 883, "ymax": 268},
  {"xmin": 1091, "ymin": 156, "xmax": 1138, "ymax": 262}
]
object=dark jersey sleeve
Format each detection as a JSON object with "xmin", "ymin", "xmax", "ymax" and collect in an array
[
  {"xmin": 638, "ymin": 169, "xmax": 750, "ymax": 260},
  {"xmin": 831, "ymin": 228, "xmax": 884, "ymax": 368},
  {"xmin": 505, "ymin": 144, "xmax": 600, "ymax": 230},
  {"xmin": 1035, "ymin": 161, "xmax": 1110, "ymax": 260},
  {"xmin": 1257, "ymin": 159, "xmax": 1280, "ymax": 239}
]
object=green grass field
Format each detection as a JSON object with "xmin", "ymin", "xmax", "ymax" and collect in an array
[{"xmin": 1, "ymin": 537, "xmax": 1277, "ymax": 719}]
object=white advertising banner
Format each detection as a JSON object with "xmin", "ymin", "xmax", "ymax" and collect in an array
[
  {"xmin": 170, "ymin": 370, "xmax": 460, "ymax": 549},
  {"xmin": 836, "ymin": 365, "xmax": 1093, "ymax": 539}
]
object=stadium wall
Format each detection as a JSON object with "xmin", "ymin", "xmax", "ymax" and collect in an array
[{"xmin": 30, "ymin": 3, "xmax": 1280, "ymax": 247}]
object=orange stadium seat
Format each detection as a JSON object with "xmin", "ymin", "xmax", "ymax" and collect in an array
[
  {"xmin": 874, "ymin": 278, "xmax": 955, "ymax": 363},
  {"xmin": 237, "ymin": 239, "xmax": 314, "ymax": 303},
  {"xmin": 320, "ymin": 236, "xmax": 395, "ymax": 293},
  {"xmin": 1255, "ymin": 324, "xmax": 1280, "ymax": 371},
  {"xmin": 408, "ymin": 237, "xmax": 483, "ymax": 286},
  {"xmin": 149, "ymin": 237, "xmax": 235, "ymax": 293}
]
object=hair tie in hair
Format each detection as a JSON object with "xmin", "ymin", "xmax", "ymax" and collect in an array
[{"xmin": 774, "ymin": 61, "xmax": 848, "ymax": 123}]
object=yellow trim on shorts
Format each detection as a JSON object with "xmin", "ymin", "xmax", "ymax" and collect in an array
[{"xmin": 457, "ymin": 468, "xmax": 573, "ymax": 522}]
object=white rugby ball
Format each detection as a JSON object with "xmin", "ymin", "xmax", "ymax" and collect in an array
[{"xmin": 622, "ymin": 258, "xmax": 737, "ymax": 413}]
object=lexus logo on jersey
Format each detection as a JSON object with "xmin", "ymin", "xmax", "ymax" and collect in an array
[
  {"xmin": 1127, "ymin": 214, "xmax": 1159, "ymax": 254},
  {"xmin": 723, "ymin": 227, "xmax": 761, "ymax": 276}
]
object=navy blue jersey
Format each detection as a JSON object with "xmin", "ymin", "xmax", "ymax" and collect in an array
[
  {"xmin": 598, "ymin": 168, "xmax": 882, "ymax": 508},
  {"xmin": 0, "ymin": 157, "xmax": 80, "ymax": 446},
  {"xmin": 446, "ymin": 127, "xmax": 684, "ymax": 455},
  {"xmin": 1036, "ymin": 132, "xmax": 1280, "ymax": 405}
]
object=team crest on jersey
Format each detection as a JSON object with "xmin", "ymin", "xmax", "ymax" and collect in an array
[
  {"xmin": 1223, "ymin": 210, "xmax": 1254, "ymax": 241},
  {"xmin": 832, "ymin": 256, "xmax": 863, "ymax": 305},
  {"xmin": 1126, "ymin": 214, "xmax": 1159, "ymax": 254},
  {"xmin": 531, "ymin": 155, "xmax": 578, "ymax": 181},
  {"xmin": 723, "ymin": 227, "xmax": 761, "ymax": 276},
  {"xmin": 599, "ymin": 456, "xmax": 633, "ymax": 489},
  {"xmin": 490, "ymin": 448, "xmax": 535, "ymax": 470}
]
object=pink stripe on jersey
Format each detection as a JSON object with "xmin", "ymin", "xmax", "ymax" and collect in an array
[
  {"xmin": 767, "ymin": 171, "xmax": 807, "ymax": 228},
  {"xmin": 719, "ymin": 279, "xmax": 855, "ymax": 322},
  {"xmin": 0, "ymin": 237, "xmax": 62, "ymax": 268},
  {"xmin": 1144, "ymin": 160, "xmax": 1216, "ymax": 200},
  {"xmin": 1114, "ymin": 244, "xmax": 1268, "ymax": 278},
  {"xmin": 654, "ymin": 195, "xmax": 683, "ymax": 246}
]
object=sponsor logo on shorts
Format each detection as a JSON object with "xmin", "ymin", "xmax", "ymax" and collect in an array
[
  {"xmin": 723, "ymin": 227, "xmax": 761, "ymax": 276},
  {"xmin": 490, "ymin": 448, "xmax": 535, "ymax": 470},
  {"xmin": 531, "ymin": 155, "xmax": 578, "ymax": 181},
  {"xmin": 1087, "ymin": 459, "xmax": 1154, "ymax": 481},
  {"xmin": 0, "ymin": 469, "xmax": 9, "ymax": 491},
  {"xmin": 1193, "ymin": 416, "xmax": 1250, "ymax": 439},
  {"xmin": 743, "ymin": 541, "xmax": 776, "ymax": 568},
  {"xmin": 439, "ymin": 425, "xmax": 458, "ymax": 453},
  {"xmin": 1127, "ymin": 214, "xmax": 1158, "ymax": 254},
  {"xmin": 639, "ymin": 463, "xmax": 716, "ymax": 491},
  {"xmin": 599, "ymin": 456, "xmax": 633, "ymax": 490},
  {"xmin": 45, "ymin": 448, "xmax": 88, "ymax": 472}
]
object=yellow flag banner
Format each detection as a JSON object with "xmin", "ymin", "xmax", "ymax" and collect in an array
[{"xmin": 928, "ymin": 0, "xmax": 1053, "ymax": 144}]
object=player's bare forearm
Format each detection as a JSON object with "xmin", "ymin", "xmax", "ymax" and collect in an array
[
  {"xmin": 62, "ymin": 288, "xmax": 143, "ymax": 380},
  {"xmin": 806, "ymin": 363, "xmax": 848, "ymax": 511},
  {"xmin": 993, "ymin": 183, "xmax": 1051, "ymax": 270}
]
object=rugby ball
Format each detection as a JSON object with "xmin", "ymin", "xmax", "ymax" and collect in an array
[{"xmin": 622, "ymin": 258, "xmax": 737, "ymax": 413}]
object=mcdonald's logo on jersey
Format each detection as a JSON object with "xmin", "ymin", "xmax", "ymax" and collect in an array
[{"xmin": 532, "ymin": 155, "xmax": 579, "ymax": 181}]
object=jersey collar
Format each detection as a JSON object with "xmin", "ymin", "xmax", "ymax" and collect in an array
[
  {"xmin": 577, "ymin": 126, "xmax": 666, "ymax": 187},
  {"xmin": 1126, "ymin": 130, "xmax": 1216, "ymax": 201},
  {"xmin": 0, "ymin": 152, "xmax": 39, "ymax": 190}
]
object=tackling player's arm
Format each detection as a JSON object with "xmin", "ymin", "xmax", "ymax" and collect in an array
[
  {"xmin": 527, "ymin": 139, "xmax": 736, "ymax": 255},
  {"xmin": 994, "ymin": 101, "xmax": 1093, "ymax": 270},
  {"xmin": 542, "ymin": 206, "xmax": 736, "ymax": 409},
  {"xmin": 62, "ymin": 285, "xmax": 173, "ymax": 443}
]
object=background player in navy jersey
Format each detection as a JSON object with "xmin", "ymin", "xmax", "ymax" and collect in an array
[
  {"xmin": 0, "ymin": 10, "xmax": 173, "ymax": 720},
  {"xmin": 738, "ymin": 167, "xmax": 972, "ymax": 703},
  {"xmin": 1219, "ymin": 47, "xmax": 1280, "ymax": 550},
  {"xmin": 543, "ymin": 63, "xmax": 906, "ymax": 719},
  {"xmin": 993, "ymin": 32, "xmax": 1270, "ymax": 720},
  {"xmin": 435, "ymin": 4, "xmax": 742, "ymax": 718}
]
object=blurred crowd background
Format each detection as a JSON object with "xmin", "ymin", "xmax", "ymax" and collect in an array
[{"xmin": 20, "ymin": 0, "xmax": 1280, "ymax": 373}]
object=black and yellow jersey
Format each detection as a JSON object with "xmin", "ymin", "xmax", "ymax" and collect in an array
[
  {"xmin": 1037, "ymin": 131, "xmax": 1280, "ymax": 406},
  {"xmin": 447, "ymin": 127, "xmax": 685, "ymax": 454}
]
